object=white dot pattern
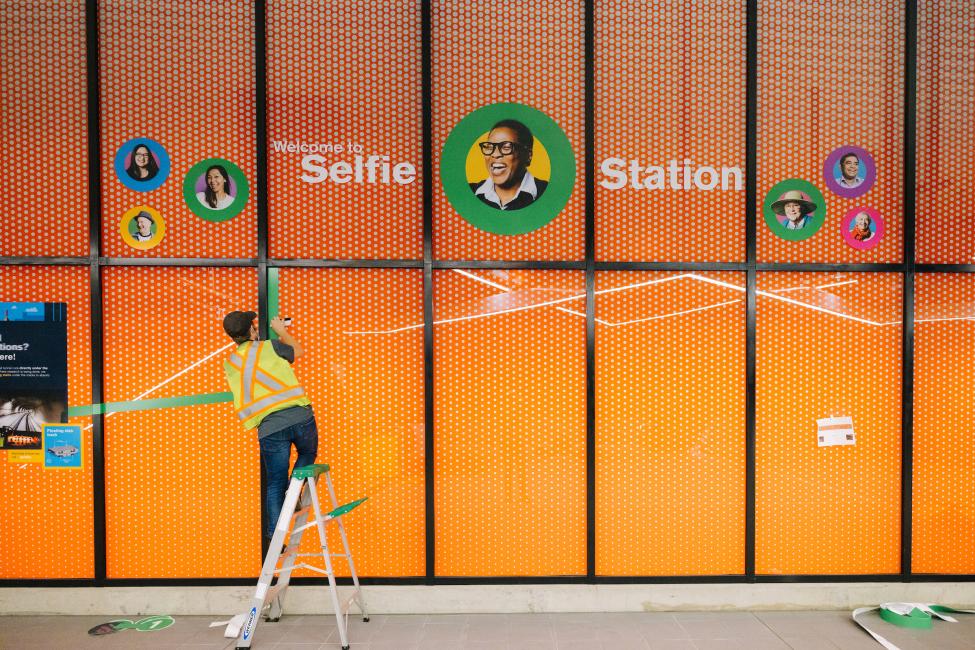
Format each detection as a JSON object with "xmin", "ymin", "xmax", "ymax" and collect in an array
[
  {"xmin": 275, "ymin": 268, "xmax": 425, "ymax": 577},
  {"xmin": 912, "ymin": 273, "xmax": 975, "ymax": 573},
  {"xmin": 432, "ymin": 1, "xmax": 585, "ymax": 261},
  {"xmin": 756, "ymin": 272, "xmax": 902, "ymax": 574},
  {"xmin": 757, "ymin": 2, "xmax": 905, "ymax": 263},
  {"xmin": 594, "ymin": 2, "xmax": 746, "ymax": 263},
  {"xmin": 99, "ymin": 1, "xmax": 258, "ymax": 258},
  {"xmin": 915, "ymin": 1, "xmax": 975, "ymax": 263},
  {"xmin": 434, "ymin": 270, "xmax": 587, "ymax": 576},
  {"xmin": 102, "ymin": 267, "xmax": 260, "ymax": 578},
  {"xmin": 0, "ymin": 0, "xmax": 88, "ymax": 257},
  {"xmin": 0, "ymin": 266, "xmax": 93, "ymax": 579},
  {"xmin": 595, "ymin": 271, "xmax": 746, "ymax": 575},
  {"xmin": 266, "ymin": 1, "xmax": 423, "ymax": 260}
]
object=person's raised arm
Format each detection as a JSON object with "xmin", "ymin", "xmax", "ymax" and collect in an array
[{"xmin": 269, "ymin": 316, "xmax": 303, "ymax": 360}]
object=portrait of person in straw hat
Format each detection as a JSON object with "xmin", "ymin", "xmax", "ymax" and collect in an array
[{"xmin": 772, "ymin": 190, "xmax": 818, "ymax": 230}]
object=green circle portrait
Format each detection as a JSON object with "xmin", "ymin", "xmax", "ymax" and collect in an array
[
  {"xmin": 183, "ymin": 159, "xmax": 249, "ymax": 222},
  {"xmin": 763, "ymin": 179, "xmax": 827, "ymax": 241},
  {"xmin": 441, "ymin": 103, "xmax": 575, "ymax": 235}
]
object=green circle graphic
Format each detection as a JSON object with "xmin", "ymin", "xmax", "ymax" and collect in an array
[
  {"xmin": 763, "ymin": 178, "xmax": 827, "ymax": 241},
  {"xmin": 441, "ymin": 103, "xmax": 575, "ymax": 235},
  {"xmin": 183, "ymin": 159, "xmax": 249, "ymax": 222}
]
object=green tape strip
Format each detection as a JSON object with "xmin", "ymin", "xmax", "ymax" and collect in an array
[
  {"xmin": 268, "ymin": 267, "xmax": 280, "ymax": 341},
  {"xmin": 879, "ymin": 606, "xmax": 931, "ymax": 629},
  {"xmin": 67, "ymin": 391, "xmax": 232, "ymax": 417}
]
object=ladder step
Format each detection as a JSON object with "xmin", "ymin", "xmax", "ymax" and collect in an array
[
  {"xmin": 290, "ymin": 463, "xmax": 330, "ymax": 479},
  {"xmin": 327, "ymin": 497, "xmax": 368, "ymax": 519}
]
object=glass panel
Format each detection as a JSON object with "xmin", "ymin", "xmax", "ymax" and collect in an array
[
  {"xmin": 916, "ymin": 1, "xmax": 975, "ymax": 263},
  {"xmin": 274, "ymin": 268, "xmax": 425, "ymax": 576},
  {"xmin": 756, "ymin": 272, "xmax": 902, "ymax": 574},
  {"xmin": 595, "ymin": 1, "xmax": 745, "ymax": 262},
  {"xmin": 757, "ymin": 2, "xmax": 905, "ymax": 263},
  {"xmin": 100, "ymin": 2, "xmax": 257, "ymax": 258},
  {"xmin": 432, "ymin": 1, "xmax": 585, "ymax": 261},
  {"xmin": 0, "ymin": 1, "xmax": 88, "ymax": 257},
  {"xmin": 267, "ymin": 1, "xmax": 422, "ymax": 259},
  {"xmin": 0, "ymin": 266, "xmax": 93, "ymax": 578},
  {"xmin": 913, "ymin": 273, "xmax": 975, "ymax": 573},
  {"xmin": 595, "ymin": 271, "xmax": 746, "ymax": 575},
  {"xmin": 103, "ymin": 267, "xmax": 258, "ymax": 578},
  {"xmin": 434, "ymin": 269, "xmax": 586, "ymax": 575}
]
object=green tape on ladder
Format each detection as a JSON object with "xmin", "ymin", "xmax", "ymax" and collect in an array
[{"xmin": 328, "ymin": 497, "xmax": 368, "ymax": 519}]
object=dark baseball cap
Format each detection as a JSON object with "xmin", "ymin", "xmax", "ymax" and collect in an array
[{"xmin": 223, "ymin": 310, "xmax": 256, "ymax": 340}]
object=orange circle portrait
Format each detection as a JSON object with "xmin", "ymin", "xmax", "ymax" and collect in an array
[{"xmin": 119, "ymin": 206, "xmax": 166, "ymax": 250}]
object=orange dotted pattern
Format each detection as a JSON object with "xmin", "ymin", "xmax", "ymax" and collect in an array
[
  {"xmin": 275, "ymin": 269, "xmax": 425, "ymax": 577},
  {"xmin": 915, "ymin": 2, "xmax": 975, "ymax": 263},
  {"xmin": 756, "ymin": 272, "xmax": 902, "ymax": 574},
  {"xmin": 757, "ymin": 2, "xmax": 905, "ymax": 263},
  {"xmin": 594, "ymin": 2, "xmax": 746, "ymax": 262},
  {"xmin": 266, "ymin": 1, "xmax": 422, "ymax": 260},
  {"xmin": 595, "ymin": 272, "xmax": 746, "ymax": 575},
  {"xmin": 102, "ymin": 267, "xmax": 260, "ymax": 578},
  {"xmin": 432, "ymin": 2, "xmax": 585, "ymax": 261},
  {"xmin": 434, "ymin": 270, "xmax": 587, "ymax": 575},
  {"xmin": 913, "ymin": 273, "xmax": 975, "ymax": 573},
  {"xmin": 0, "ymin": 266, "xmax": 93, "ymax": 579},
  {"xmin": 0, "ymin": 1, "xmax": 88, "ymax": 257},
  {"xmin": 99, "ymin": 1, "xmax": 257, "ymax": 258}
]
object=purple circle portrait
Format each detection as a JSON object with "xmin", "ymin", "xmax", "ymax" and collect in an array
[
  {"xmin": 841, "ymin": 207, "xmax": 884, "ymax": 250},
  {"xmin": 823, "ymin": 146, "xmax": 875, "ymax": 198}
]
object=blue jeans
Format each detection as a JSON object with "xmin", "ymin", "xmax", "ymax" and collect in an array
[{"xmin": 259, "ymin": 417, "xmax": 318, "ymax": 540}]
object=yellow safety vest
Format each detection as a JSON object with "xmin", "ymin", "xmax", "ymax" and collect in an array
[{"xmin": 223, "ymin": 340, "xmax": 311, "ymax": 430}]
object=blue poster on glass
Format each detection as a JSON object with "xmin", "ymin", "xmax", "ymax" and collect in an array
[
  {"xmin": 0, "ymin": 302, "xmax": 68, "ymax": 455},
  {"xmin": 43, "ymin": 424, "xmax": 82, "ymax": 469}
]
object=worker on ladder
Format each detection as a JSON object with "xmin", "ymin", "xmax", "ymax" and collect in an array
[{"xmin": 222, "ymin": 311, "xmax": 317, "ymax": 550}]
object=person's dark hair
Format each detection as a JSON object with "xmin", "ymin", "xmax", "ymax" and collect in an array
[
  {"xmin": 126, "ymin": 143, "xmax": 159, "ymax": 181},
  {"xmin": 203, "ymin": 165, "xmax": 232, "ymax": 208},
  {"xmin": 840, "ymin": 152, "xmax": 859, "ymax": 167},
  {"xmin": 490, "ymin": 119, "xmax": 534, "ymax": 154}
]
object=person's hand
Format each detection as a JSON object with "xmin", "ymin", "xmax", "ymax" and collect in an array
[{"xmin": 269, "ymin": 316, "xmax": 288, "ymax": 335}]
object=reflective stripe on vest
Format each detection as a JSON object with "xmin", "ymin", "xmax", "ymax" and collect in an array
[{"xmin": 225, "ymin": 341, "xmax": 308, "ymax": 428}]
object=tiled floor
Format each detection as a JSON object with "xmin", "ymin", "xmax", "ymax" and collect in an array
[{"xmin": 2, "ymin": 611, "xmax": 974, "ymax": 649}]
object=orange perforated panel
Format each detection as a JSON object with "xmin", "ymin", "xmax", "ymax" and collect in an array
[
  {"xmin": 102, "ymin": 267, "xmax": 259, "ymax": 578},
  {"xmin": 266, "ymin": 1, "xmax": 422, "ymax": 260},
  {"xmin": 99, "ymin": 1, "xmax": 257, "ymax": 258},
  {"xmin": 434, "ymin": 269, "xmax": 586, "ymax": 575},
  {"xmin": 432, "ymin": 1, "xmax": 585, "ymax": 261},
  {"xmin": 595, "ymin": 271, "xmax": 746, "ymax": 575},
  {"xmin": 757, "ymin": 2, "xmax": 905, "ymax": 263},
  {"xmin": 594, "ymin": 2, "xmax": 745, "ymax": 263},
  {"xmin": 274, "ymin": 268, "xmax": 425, "ymax": 577},
  {"xmin": 756, "ymin": 272, "xmax": 902, "ymax": 574},
  {"xmin": 913, "ymin": 273, "xmax": 975, "ymax": 573},
  {"xmin": 916, "ymin": 1, "xmax": 975, "ymax": 263},
  {"xmin": 0, "ymin": 1, "xmax": 88, "ymax": 257},
  {"xmin": 0, "ymin": 266, "xmax": 93, "ymax": 579}
]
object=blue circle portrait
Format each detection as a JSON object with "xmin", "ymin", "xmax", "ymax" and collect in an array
[{"xmin": 114, "ymin": 138, "xmax": 170, "ymax": 192}]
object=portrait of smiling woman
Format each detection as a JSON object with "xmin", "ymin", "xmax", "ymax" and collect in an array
[
  {"xmin": 469, "ymin": 119, "xmax": 548, "ymax": 211},
  {"xmin": 125, "ymin": 143, "xmax": 159, "ymax": 181},
  {"xmin": 196, "ymin": 164, "xmax": 235, "ymax": 210}
]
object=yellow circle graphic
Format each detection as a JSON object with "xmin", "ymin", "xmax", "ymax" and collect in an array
[
  {"xmin": 465, "ymin": 132, "xmax": 551, "ymax": 185},
  {"xmin": 119, "ymin": 205, "xmax": 166, "ymax": 250}
]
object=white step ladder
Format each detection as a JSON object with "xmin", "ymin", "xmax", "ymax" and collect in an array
[{"xmin": 236, "ymin": 463, "xmax": 368, "ymax": 649}]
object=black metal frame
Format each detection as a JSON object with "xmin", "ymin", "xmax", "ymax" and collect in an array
[{"xmin": 2, "ymin": 0, "xmax": 972, "ymax": 589}]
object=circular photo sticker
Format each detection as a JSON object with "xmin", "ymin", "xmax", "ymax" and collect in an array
[
  {"xmin": 119, "ymin": 205, "xmax": 166, "ymax": 250},
  {"xmin": 841, "ymin": 206, "xmax": 884, "ymax": 250},
  {"xmin": 114, "ymin": 138, "xmax": 170, "ymax": 191},
  {"xmin": 823, "ymin": 146, "xmax": 875, "ymax": 198},
  {"xmin": 763, "ymin": 179, "xmax": 828, "ymax": 241},
  {"xmin": 441, "ymin": 102, "xmax": 574, "ymax": 235},
  {"xmin": 183, "ymin": 159, "xmax": 249, "ymax": 222}
]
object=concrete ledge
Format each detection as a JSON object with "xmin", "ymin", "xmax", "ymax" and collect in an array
[{"xmin": 2, "ymin": 583, "xmax": 975, "ymax": 616}]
